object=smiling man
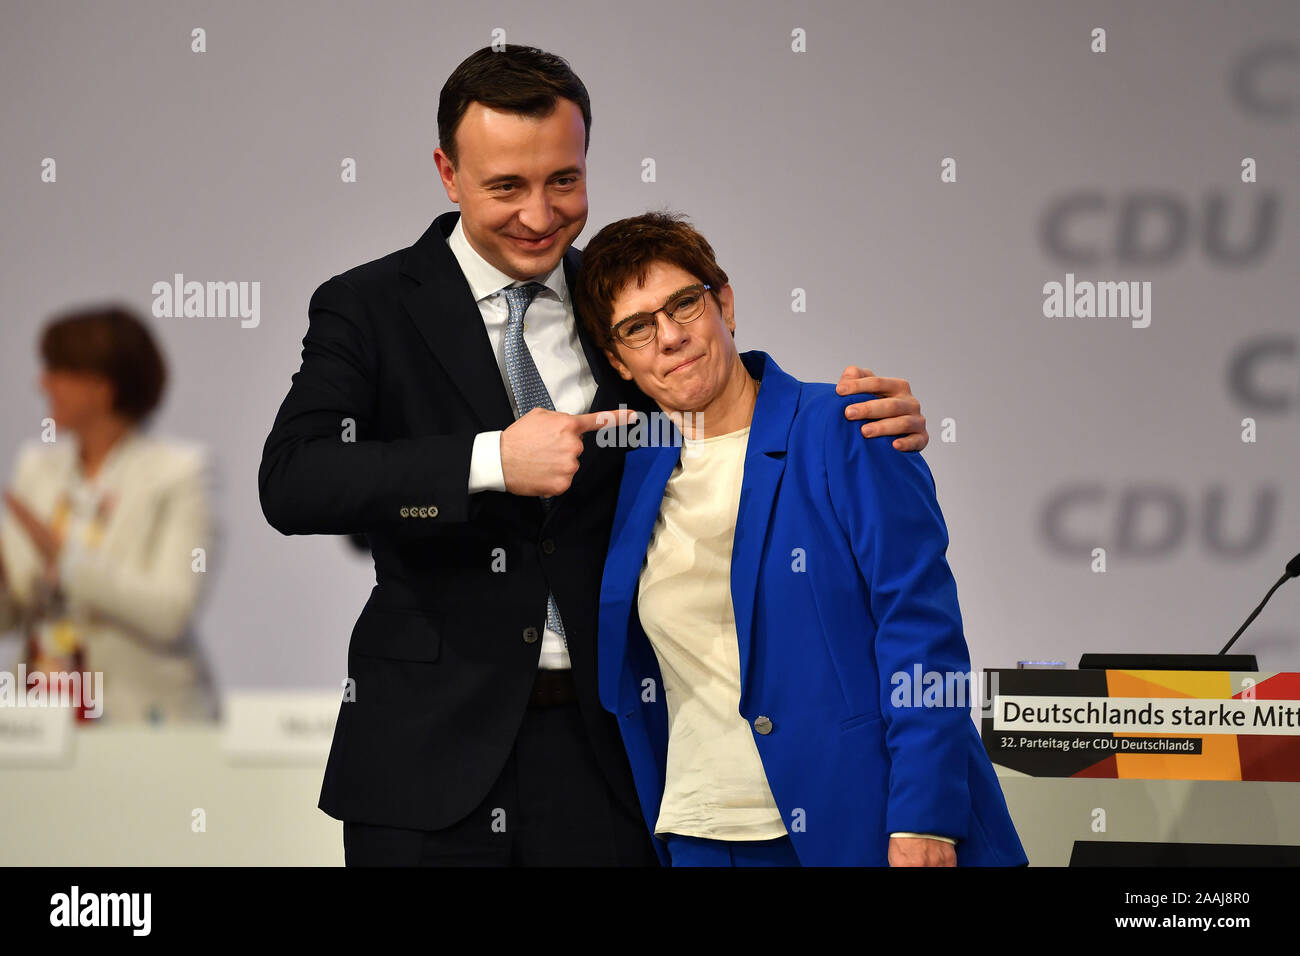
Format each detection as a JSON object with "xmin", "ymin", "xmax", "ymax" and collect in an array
[{"xmin": 258, "ymin": 44, "xmax": 931, "ymax": 867}]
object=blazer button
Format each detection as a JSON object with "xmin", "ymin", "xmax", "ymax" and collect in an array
[
  {"xmin": 522, "ymin": 626, "xmax": 539, "ymax": 643},
  {"xmin": 753, "ymin": 715, "xmax": 773, "ymax": 735},
  {"xmin": 399, "ymin": 507, "xmax": 410, "ymax": 517},
  {"xmin": 541, "ymin": 538, "xmax": 556, "ymax": 555},
  {"xmin": 429, "ymin": 505, "xmax": 438, "ymax": 518}
]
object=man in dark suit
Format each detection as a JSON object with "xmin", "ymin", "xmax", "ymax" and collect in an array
[{"xmin": 258, "ymin": 44, "xmax": 931, "ymax": 866}]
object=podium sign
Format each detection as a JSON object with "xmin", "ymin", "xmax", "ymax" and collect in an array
[
  {"xmin": 982, "ymin": 669, "xmax": 1300, "ymax": 781},
  {"xmin": 219, "ymin": 690, "xmax": 341, "ymax": 763}
]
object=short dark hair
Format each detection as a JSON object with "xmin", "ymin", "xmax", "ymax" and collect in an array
[
  {"xmin": 575, "ymin": 209, "xmax": 731, "ymax": 352},
  {"xmin": 437, "ymin": 45, "xmax": 592, "ymax": 170},
  {"xmin": 39, "ymin": 305, "xmax": 167, "ymax": 423}
]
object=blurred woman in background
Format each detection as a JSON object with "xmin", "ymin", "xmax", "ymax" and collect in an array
[{"xmin": 0, "ymin": 305, "xmax": 218, "ymax": 723}]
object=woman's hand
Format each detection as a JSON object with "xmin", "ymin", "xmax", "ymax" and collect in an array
[
  {"xmin": 889, "ymin": 835, "xmax": 957, "ymax": 866},
  {"xmin": 835, "ymin": 366, "xmax": 929, "ymax": 451},
  {"xmin": 3, "ymin": 490, "xmax": 64, "ymax": 570}
]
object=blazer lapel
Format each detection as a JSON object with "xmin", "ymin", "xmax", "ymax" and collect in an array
[
  {"xmin": 397, "ymin": 218, "xmax": 651, "ymax": 496},
  {"xmin": 399, "ymin": 211, "xmax": 516, "ymax": 431},
  {"xmin": 729, "ymin": 351, "xmax": 800, "ymax": 705},
  {"xmin": 599, "ymin": 437, "xmax": 682, "ymax": 709}
]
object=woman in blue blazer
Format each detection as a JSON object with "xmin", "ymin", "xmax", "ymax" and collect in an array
[{"xmin": 575, "ymin": 212, "xmax": 1027, "ymax": 867}]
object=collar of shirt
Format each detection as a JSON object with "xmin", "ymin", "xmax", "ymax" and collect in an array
[
  {"xmin": 59, "ymin": 426, "xmax": 138, "ymax": 487},
  {"xmin": 64, "ymin": 426, "xmax": 140, "ymax": 510},
  {"xmin": 446, "ymin": 213, "xmax": 569, "ymax": 307}
]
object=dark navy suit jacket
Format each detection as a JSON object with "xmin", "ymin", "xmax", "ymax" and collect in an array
[
  {"xmin": 597, "ymin": 350, "xmax": 1028, "ymax": 866},
  {"xmin": 260, "ymin": 211, "xmax": 657, "ymax": 835}
]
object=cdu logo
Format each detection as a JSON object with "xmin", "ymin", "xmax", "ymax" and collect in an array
[
  {"xmin": 1230, "ymin": 42, "xmax": 1299, "ymax": 120},
  {"xmin": 1228, "ymin": 335, "xmax": 1300, "ymax": 415},
  {"xmin": 1039, "ymin": 483, "xmax": 1279, "ymax": 560},
  {"xmin": 1039, "ymin": 190, "xmax": 1280, "ymax": 268}
]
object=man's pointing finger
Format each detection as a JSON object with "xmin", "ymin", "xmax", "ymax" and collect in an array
[{"xmin": 572, "ymin": 408, "xmax": 639, "ymax": 433}]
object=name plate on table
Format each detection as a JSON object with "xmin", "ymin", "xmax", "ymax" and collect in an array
[
  {"xmin": 0, "ymin": 704, "xmax": 74, "ymax": 764},
  {"xmin": 983, "ymin": 669, "xmax": 1300, "ymax": 781},
  {"xmin": 220, "ymin": 691, "xmax": 341, "ymax": 763}
]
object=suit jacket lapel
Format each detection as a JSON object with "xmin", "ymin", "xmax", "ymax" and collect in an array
[
  {"xmin": 397, "ymin": 214, "xmax": 650, "ymax": 455},
  {"xmin": 729, "ymin": 351, "xmax": 798, "ymax": 703},
  {"xmin": 600, "ymin": 437, "xmax": 682, "ymax": 706},
  {"xmin": 399, "ymin": 211, "xmax": 516, "ymax": 431}
]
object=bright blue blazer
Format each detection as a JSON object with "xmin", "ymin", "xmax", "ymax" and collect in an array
[{"xmin": 597, "ymin": 350, "xmax": 1028, "ymax": 867}]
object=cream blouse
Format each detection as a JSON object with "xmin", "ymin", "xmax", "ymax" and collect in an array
[{"xmin": 636, "ymin": 425, "xmax": 788, "ymax": 840}]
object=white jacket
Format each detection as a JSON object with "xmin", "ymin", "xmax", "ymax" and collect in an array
[{"xmin": 0, "ymin": 429, "xmax": 218, "ymax": 723}]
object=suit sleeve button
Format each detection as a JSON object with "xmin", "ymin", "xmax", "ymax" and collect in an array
[
  {"xmin": 522, "ymin": 626, "xmax": 539, "ymax": 643},
  {"xmin": 430, "ymin": 505, "xmax": 438, "ymax": 518},
  {"xmin": 399, "ymin": 507, "xmax": 410, "ymax": 517}
]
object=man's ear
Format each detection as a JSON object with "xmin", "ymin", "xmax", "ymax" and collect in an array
[
  {"xmin": 604, "ymin": 347, "xmax": 634, "ymax": 381},
  {"xmin": 433, "ymin": 147, "xmax": 458, "ymax": 203}
]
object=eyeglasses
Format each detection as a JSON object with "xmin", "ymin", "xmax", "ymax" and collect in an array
[{"xmin": 610, "ymin": 284, "xmax": 712, "ymax": 349}]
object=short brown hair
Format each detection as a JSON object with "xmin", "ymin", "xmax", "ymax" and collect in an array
[
  {"xmin": 438, "ymin": 45, "xmax": 592, "ymax": 170},
  {"xmin": 40, "ymin": 305, "xmax": 167, "ymax": 423},
  {"xmin": 575, "ymin": 209, "xmax": 730, "ymax": 351}
]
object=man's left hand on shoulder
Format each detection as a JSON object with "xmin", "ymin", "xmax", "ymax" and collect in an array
[{"xmin": 835, "ymin": 366, "xmax": 928, "ymax": 452}]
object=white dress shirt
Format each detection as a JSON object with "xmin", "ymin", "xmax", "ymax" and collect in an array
[{"xmin": 445, "ymin": 215, "xmax": 598, "ymax": 670}]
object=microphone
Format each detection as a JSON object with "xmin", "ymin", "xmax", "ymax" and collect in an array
[{"xmin": 1218, "ymin": 551, "xmax": 1300, "ymax": 655}]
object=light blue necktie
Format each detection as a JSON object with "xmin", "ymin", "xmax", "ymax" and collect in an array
[{"xmin": 502, "ymin": 281, "xmax": 567, "ymax": 651}]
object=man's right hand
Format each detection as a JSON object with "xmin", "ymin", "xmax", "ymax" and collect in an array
[{"xmin": 500, "ymin": 407, "xmax": 637, "ymax": 497}]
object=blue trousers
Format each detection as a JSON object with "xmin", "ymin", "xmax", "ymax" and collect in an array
[{"xmin": 664, "ymin": 833, "xmax": 801, "ymax": 867}]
